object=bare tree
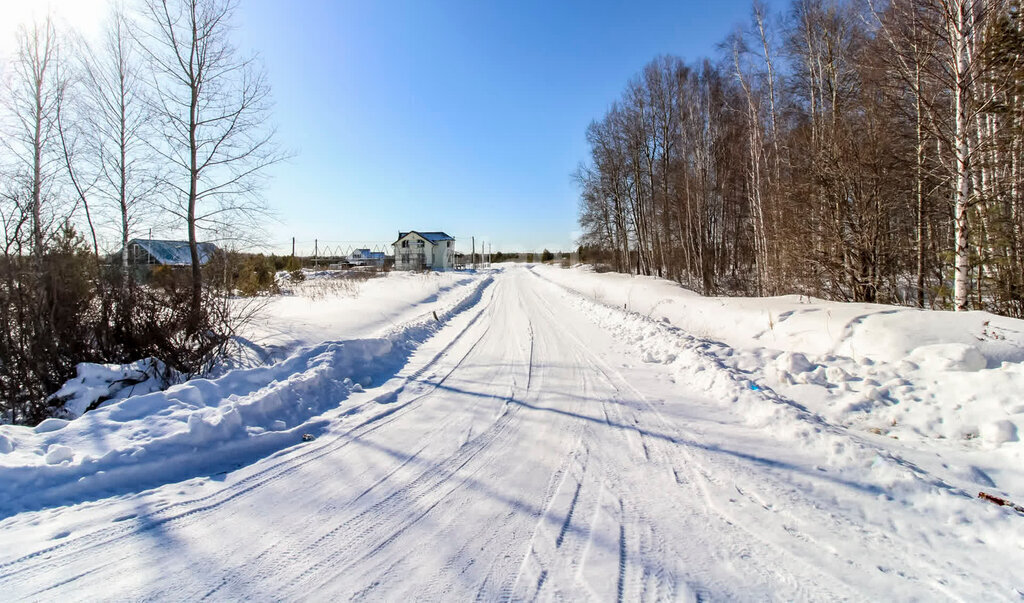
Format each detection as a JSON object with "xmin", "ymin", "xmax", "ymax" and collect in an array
[
  {"xmin": 137, "ymin": 0, "xmax": 282, "ymax": 327},
  {"xmin": 77, "ymin": 2, "xmax": 157, "ymax": 276},
  {"xmin": 945, "ymin": 0, "xmax": 980, "ymax": 309},
  {"xmin": 3, "ymin": 16, "xmax": 65, "ymax": 259},
  {"xmin": 572, "ymin": 0, "xmax": 1022, "ymax": 317}
]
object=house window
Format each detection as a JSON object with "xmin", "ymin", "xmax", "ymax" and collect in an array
[
  {"xmin": 401, "ymin": 253, "xmax": 409, "ymax": 263},
  {"xmin": 401, "ymin": 240, "xmax": 408, "ymax": 248},
  {"xmin": 417, "ymin": 240, "xmax": 424, "ymax": 248},
  {"xmin": 446, "ymin": 241, "xmax": 451, "ymax": 247}
]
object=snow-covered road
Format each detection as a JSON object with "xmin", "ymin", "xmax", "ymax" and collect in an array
[{"xmin": 0, "ymin": 267, "xmax": 1020, "ymax": 600}]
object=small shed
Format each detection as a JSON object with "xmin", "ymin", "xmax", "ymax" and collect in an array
[{"xmin": 393, "ymin": 231, "xmax": 455, "ymax": 271}]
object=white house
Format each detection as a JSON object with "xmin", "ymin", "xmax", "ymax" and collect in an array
[{"xmin": 393, "ymin": 231, "xmax": 455, "ymax": 271}]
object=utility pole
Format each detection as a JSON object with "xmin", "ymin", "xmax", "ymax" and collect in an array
[
  {"xmin": 291, "ymin": 237, "xmax": 295, "ymax": 257},
  {"xmin": 314, "ymin": 238, "xmax": 318, "ymax": 268},
  {"xmin": 471, "ymin": 236, "xmax": 475, "ymax": 270}
]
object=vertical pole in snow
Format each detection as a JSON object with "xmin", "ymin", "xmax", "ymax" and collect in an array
[
  {"xmin": 291, "ymin": 237, "xmax": 295, "ymax": 257},
  {"xmin": 472, "ymin": 236, "xmax": 475, "ymax": 270},
  {"xmin": 314, "ymin": 238, "xmax": 318, "ymax": 268}
]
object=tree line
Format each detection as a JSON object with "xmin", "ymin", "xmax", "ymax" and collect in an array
[
  {"xmin": 576, "ymin": 0, "xmax": 1023, "ymax": 316},
  {"xmin": 0, "ymin": 0, "xmax": 281, "ymax": 424}
]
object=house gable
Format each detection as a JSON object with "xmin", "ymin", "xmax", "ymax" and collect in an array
[{"xmin": 393, "ymin": 231, "xmax": 455, "ymax": 271}]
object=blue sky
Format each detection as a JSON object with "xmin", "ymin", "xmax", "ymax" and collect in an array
[{"xmin": 234, "ymin": 0, "xmax": 771, "ymax": 254}]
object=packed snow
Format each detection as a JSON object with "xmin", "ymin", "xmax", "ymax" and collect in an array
[{"xmin": 0, "ymin": 264, "xmax": 1022, "ymax": 599}]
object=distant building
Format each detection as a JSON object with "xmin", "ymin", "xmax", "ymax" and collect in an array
[
  {"xmin": 347, "ymin": 248, "xmax": 388, "ymax": 267},
  {"xmin": 393, "ymin": 231, "xmax": 455, "ymax": 271},
  {"xmin": 116, "ymin": 238, "xmax": 219, "ymax": 266}
]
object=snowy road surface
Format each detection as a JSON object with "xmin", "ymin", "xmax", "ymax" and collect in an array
[{"xmin": 0, "ymin": 267, "xmax": 1021, "ymax": 600}]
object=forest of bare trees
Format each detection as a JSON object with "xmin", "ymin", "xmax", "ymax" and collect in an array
[
  {"xmin": 576, "ymin": 0, "xmax": 1023, "ymax": 316},
  {"xmin": 0, "ymin": 0, "xmax": 280, "ymax": 424}
]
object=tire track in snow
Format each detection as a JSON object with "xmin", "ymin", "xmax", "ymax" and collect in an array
[
  {"xmin": 524, "ymin": 268, "xmax": 983, "ymax": 598},
  {"xmin": 265, "ymin": 276, "xmax": 538, "ymax": 598},
  {"xmin": 5, "ymin": 266, "xmax": 994, "ymax": 599},
  {"xmin": 518, "ymin": 269, "xmax": 856, "ymax": 599},
  {"xmin": 504, "ymin": 275, "xmax": 647, "ymax": 601},
  {"xmin": 149, "ymin": 278, "xmax": 514, "ymax": 600}
]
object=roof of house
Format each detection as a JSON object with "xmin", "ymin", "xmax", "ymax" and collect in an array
[
  {"xmin": 394, "ymin": 231, "xmax": 455, "ymax": 245},
  {"xmin": 128, "ymin": 238, "xmax": 219, "ymax": 265}
]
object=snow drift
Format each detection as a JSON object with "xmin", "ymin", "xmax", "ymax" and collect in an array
[
  {"xmin": 532, "ymin": 264, "xmax": 1024, "ymax": 498},
  {"xmin": 0, "ymin": 274, "xmax": 493, "ymax": 517}
]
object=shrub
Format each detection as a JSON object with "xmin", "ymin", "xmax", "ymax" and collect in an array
[{"xmin": 0, "ymin": 235, "xmax": 269, "ymax": 425}]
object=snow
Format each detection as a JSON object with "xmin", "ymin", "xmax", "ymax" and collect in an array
[
  {"xmin": 0, "ymin": 272, "xmax": 493, "ymax": 517},
  {"xmin": 981, "ymin": 420, "xmax": 1019, "ymax": 445},
  {"xmin": 906, "ymin": 342, "xmax": 987, "ymax": 372},
  {"xmin": 534, "ymin": 264, "xmax": 1024, "ymax": 451},
  {"xmin": 0, "ymin": 264, "xmax": 1022, "ymax": 599},
  {"xmin": 44, "ymin": 445, "xmax": 74, "ymax": 465},
  {"xmin": 48, "ymin": 358, "xmax": 175, "ymax": 419},
  {"xmin": 248, "ymin": 269, "xmax": 483, "ymax": 360}
]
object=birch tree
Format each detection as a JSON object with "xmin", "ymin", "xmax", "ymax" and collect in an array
[
  {"xmin": 79, "ymin": 3, "xmax": 155, "ymax": 277},
  {"xmin": 138, "ymin": 0, "xmax": 281, "ymax": 327},
  {"xmin": 4, "ymin": 16, "xmax": 64, "ymax": 259},
  {"xmin": 945, "ymin": 0, "xmax": 980, "ymax": 310}
]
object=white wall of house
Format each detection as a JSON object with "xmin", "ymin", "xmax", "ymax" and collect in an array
[
  {"xmin": 432, "ymin": 240, "xmax": 454, "ymax": 269},
  {"xmin": 395, "ymin": 233, "xmax": 428, "ymax": 270},
  {"xmin": 393, "ymin": 233, "xmax": 455, "ymax": 271}
]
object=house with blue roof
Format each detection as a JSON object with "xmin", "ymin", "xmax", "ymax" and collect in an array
[
  {"xmin": 347, "ymin": 248, "xmax": 388, "ymax": 267},
  {"xmin": 393, "ymin": 231, "xmax": 455, "ymax": 271}
]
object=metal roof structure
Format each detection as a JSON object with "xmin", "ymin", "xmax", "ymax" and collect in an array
[
  {"xmin": 394, "ymin": 231, "xmax": 455, "ymax": 245},
  {"xmin": 126, "ymin": 239, "xmax": 219, "ymax": 265}
]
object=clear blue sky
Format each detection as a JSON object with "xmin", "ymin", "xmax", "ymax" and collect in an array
[{"xmin": 234, "ymin": 0, "xmax": 771, "ymax": 255}]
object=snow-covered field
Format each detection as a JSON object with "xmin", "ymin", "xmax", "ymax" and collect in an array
[
  {"xmin": 0, "ymin": 264, "xmax": 1022, "ymax": 599},
  {"xmin": 249, "ymin": 269, "xmax": 484, "ymax": 360}
]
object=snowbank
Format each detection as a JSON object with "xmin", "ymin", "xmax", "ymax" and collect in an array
[
  {"xmin": 529, "ymin": 266, "xmax": 1024, "ymax": 530},
  {"xmin": 532, "ymin": 264, "xmax": 1024, "ymax": 467},
  {"xmin": 48, "ymin": 358, "xmax": 177, "ymax": 419},
  {"xmin": 0, "ymin": 273, "xmax": 492, "ymax": 517},
  {"xmin": 534, "ymin": 265, "xmax": 1023, "ymax": 364}
]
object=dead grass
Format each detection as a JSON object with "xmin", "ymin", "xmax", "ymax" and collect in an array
[{"xmin": 281, "ymin": 269, "xmax": 385, "ymax": 300}]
